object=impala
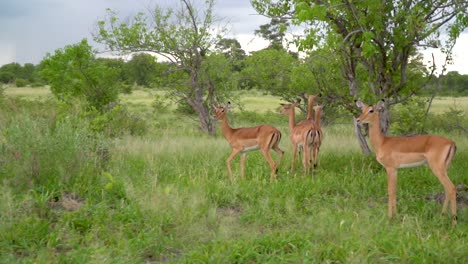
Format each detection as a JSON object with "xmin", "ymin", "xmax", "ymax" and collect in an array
[
  {"xmin": 280, "ymin": 100, "xmax": 317, "ymax": 174},
  {"xmin": 213, "ymin": 103, "xmax": 284, "ymax": 182},
  {"xmin": 298, "ymin": 93, "xmax": 319, "ymax": 125},
  {"xmin": 356, "ymin": 100, "xmax": 458, "ymax": 225},
  {"xmin": 298, "ymin": 94, "xmax": 323, "ymax": 170},
  {"xmin": 311, "ymin": 104, "xmax": 323, "ymax": 169}
]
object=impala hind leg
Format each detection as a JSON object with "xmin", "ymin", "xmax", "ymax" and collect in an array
[
  {"xmin": 272, "ymin": 145, "xmax": 284, "ymax": 171},
  {"xmin": 303, "ymin": 144, "xmax": 311, "ymax": 175},
  {"xmin": 313, "ymin": 144, "xmax": 320, "ymax": 170},
  {"xmin": 431, "ymin": 168, "xmax": 457, "ymax": 225},
  {"xmin": 240, "ymin": 153, "xmax": 247, "ymax": 179},
  {"xmin": 261, "ymin": 149, "xmax": 278, "ymax": 182}
]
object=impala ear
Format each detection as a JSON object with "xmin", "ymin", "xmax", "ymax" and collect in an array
[
  {"xmin": 225, "ymin": 101, "xmax": 232, "ymax": 111},
  {"xmin": 355, "ymin": 100, "xmax": 366, "ymax": 109}
]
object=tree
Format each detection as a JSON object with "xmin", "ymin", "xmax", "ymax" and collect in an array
[
  {"xmin": 215, "ymin": 38, "xmax": 246, "ymax": 72},
  {"xmin": 0, "ymin": 63, "xmax": 21, "ymax": 84},
  {"xmin": 241, "ymin": 48, "xmax": 298, "ymax": 100},
  {"xmin": 94, "ymin": 0, "xmax": 227, "ymax": 135},
  {"xmin": 255, "ymin": 17, "xmax": 289, "ymax": 50},
  {"xmin": 252, "ymin": 0, "xmax": 467, "ymax": 154},
  {"xmin": 40, "ymin": 39, "xmax": 120, "ymax": 112},
  {"xmin": 124, "ymin": 53, "xmax": 159, "ymax": 87}
]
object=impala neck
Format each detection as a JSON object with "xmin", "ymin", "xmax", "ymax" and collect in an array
[
  {"xmin": 219, "ymin": 115, "xmax": 234, "ymax": 139},
  {"xmin": 287, "ymin": 108, "xmax": 296, "ymax": 132},
  {"xmin": 368, "ymin": 112, "xmax": 385, "ymax": 151},
  {"xmin": 314, "ymin": 107, "xmax": 321, "ymax": 127},
  {"xmin": 307, "ymin": 96, "xmax": 315, "ymax": 121}
]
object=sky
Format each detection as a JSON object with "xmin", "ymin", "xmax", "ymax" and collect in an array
[{"xmin": 0, "ymin": 0, "xmax": 467, "ymax": 74}]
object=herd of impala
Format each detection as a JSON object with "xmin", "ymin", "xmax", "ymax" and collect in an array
[{"xmin": 213, "ymin": 95, "xmax": 459, "ymax": 226}]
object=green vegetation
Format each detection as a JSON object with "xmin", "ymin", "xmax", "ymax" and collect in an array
[
  {"xmin": 1, "ymin": 89, "xmax": 466, "ymax": 263},
  {"xmin": 0, "ymin": 1, "xmax": 466, "ymax": 262}
]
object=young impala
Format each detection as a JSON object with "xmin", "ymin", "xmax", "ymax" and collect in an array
[
  {"xmin": 356, "ymin": 100, "xmax": 458, "ymax": 225},
  {"xmin": 297, "ymin": 94, "xmax": 323, "ymax": 170},
  {"xmin": 280, "ymin": 100, "xmax": 318, "ymax": 175},
  {"xmin": 213, "ymin": 102, "xmax": 284, "ymax": 182}
]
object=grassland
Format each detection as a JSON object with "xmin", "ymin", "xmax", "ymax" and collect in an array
[{"xmin": 0, "ymin": 87, "xmax": 467, "ymax": 263}]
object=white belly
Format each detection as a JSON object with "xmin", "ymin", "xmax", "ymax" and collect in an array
[
  {"xmin": 242, "ymin": 145, "xmax": 260, "ymax": 153},
  {"xmin": 398, "ymin": 160, "xmax": 427, "ymax": 168}
]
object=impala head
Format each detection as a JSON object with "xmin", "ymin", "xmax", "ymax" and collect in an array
[
  {"xmin": 213, "ymin": 102, "xmax": 231, "ymax": 120},
  {"xmin": 279, "ymin": 99, "xmax": 301, "ymax": 115},
  {"xmin": 305, "ymin": 92, "xmax": 321, "ymax": 101},
  {"xmin": 356, "ymin": 100, "xmax": 385, "ymax": 125}
]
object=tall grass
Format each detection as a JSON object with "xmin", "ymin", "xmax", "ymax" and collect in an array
[{"xmin": 0, "ymin": 90, "xmax": 467, "ymax": 263}]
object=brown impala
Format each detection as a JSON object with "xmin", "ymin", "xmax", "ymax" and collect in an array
[
  {"xmin": 213, "ymin": 102, "xmax": 284, "ymax": 182},
  {"xmin": 356, "ymin": 100, "xmax": 457, "ymax": 225}
]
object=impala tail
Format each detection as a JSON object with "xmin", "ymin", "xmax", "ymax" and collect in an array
[
  {"xmin": 445, "ymin": 143, "xmax": 457, "ymax": 167},
  {"xmin": 306, "ymin": 129, "xmax": 317, "ymax": 144}
]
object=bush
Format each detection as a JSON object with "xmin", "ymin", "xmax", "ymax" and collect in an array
[
  {"xmin": 426, "ymin": 107, "xmax": 468, "ymax": 134},
  {"xmin": 152, "ymin": 94, "xmax": 170, "ymax": 114},
  {"xmin": 390, "ymin": 97, "xmax": 426, "ymax": 135},
  {"xmin": 88, "ymin": 104, "xmax": 148, "ymax": 137},
  {"xmin": 15, "ymin": 78, "xmax": 29, "ymax": 87},
  {"xmin": 0, "ymin": 114, "xmax": 110, "ymax": 195}
]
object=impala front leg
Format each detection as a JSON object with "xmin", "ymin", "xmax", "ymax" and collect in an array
[
  {"xmin": 385, "ymin": 167, "xmax": 398, "ymax": 219},
  {"xmin": 291, "ymin": 144, "xmax": 297, "ymax": 173},
  {"xmin": 226, "ymin": 149, "xmax": 241, "ymax": 182}
]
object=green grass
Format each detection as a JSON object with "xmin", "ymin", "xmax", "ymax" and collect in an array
[{"xmin": 0, "ymin": 88, "xmax": 467, "ymax": 263}]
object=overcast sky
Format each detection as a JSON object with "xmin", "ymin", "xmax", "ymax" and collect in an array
[{"xmin": 0, "ymin": 0, "xmax": 467, "ymax": 74}]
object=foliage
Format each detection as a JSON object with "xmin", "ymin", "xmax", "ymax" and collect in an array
[
  {"xmin": 389, "ymin": 97, "xmax": 427, "ymax": 135},
  {"xmin": 15, "ymin": 78, "xmax": 28, "ymax": 87},
  {"xmin": 252, "ymin": 0, "xmax": 467, "ymax": 140},
  {"xmin": 241, "ymin": 48, "xmax": 298, "ymax": 100},
  {"xmin": 53, "ymin": 98, "xmax": 148, "ymax": 138},
  {"xmin": 215, "ymin": 38, "xmax": 246, "ymax": 72},
  {"xmin": 87, "ymin": 105, "xmax": 148, "ymax": 137},
  {"xmin": 40, "ymin": 39, "xmax": 120, "ymax": 112},
  {"xmin": 0, "ymin": 62, "xmax": 44, "ymax": 86},
  {"xmin": 426, "ymin": 106, "xmax": 468, "ymax": 134},
  {"xmin": 254, "ymin": 17, "xmax": 290, "ymax": 50},
  {"xmin": 94, "ymin": 0, "xmax": 228, "ymax": 135},
  {"xmin": 0, "ymin": 113, "xmax": 109, "ymax": 194},
  {"xmin": 428, "ymin": 71, "xmax": 468, "ymax": 96},
  {"xmin": 124, "ymin": 53, "xmax": 159, "ymax": 87}
]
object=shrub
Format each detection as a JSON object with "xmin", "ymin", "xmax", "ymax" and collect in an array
[
  {"xmin": 390, "ymin": 97, "xmax": 426, "ymax": 135},
  {"xmin": 426, "ymin": 107, "xmax": 468, "ymax": 134},
  {"xmin": 0, "ymin": 113, "xmax": 110, "ymax": 195},
  {"xmin": 152, "ymin": 94, "xmax": 170, "ymax": 114},
  {"xmin": 88, "ymin": 104, "xmax": 148, "ymax": 137},
  {"xmin": 15, "ymin": 78, "xmax": 29, "ymax": 87}
]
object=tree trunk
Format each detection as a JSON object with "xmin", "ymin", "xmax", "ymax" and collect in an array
[
  {"xmin": 187, "ymin": 96, "xmax": 216, "ymax": 135},
  {"xmin": 379, "ymin": 102, "xmax": 390, "ymax": 135},
  {"xmin": 353, "ymin": 117, "xmax": 371, "ymax": 155}
]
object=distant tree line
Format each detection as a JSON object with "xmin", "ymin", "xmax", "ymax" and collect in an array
[{"xmin": 2, "ymin": 51, "xmax": 468, "ymax": 97}]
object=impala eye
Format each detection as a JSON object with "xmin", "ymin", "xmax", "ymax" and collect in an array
[{"xmin": 369, "ymin": 109, "xmax": 374, "ymax": 113}]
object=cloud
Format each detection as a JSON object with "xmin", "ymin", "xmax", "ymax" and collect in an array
[{"xmin": 0, "ymin": 0, "xmax": 466, "ymax": 75}]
